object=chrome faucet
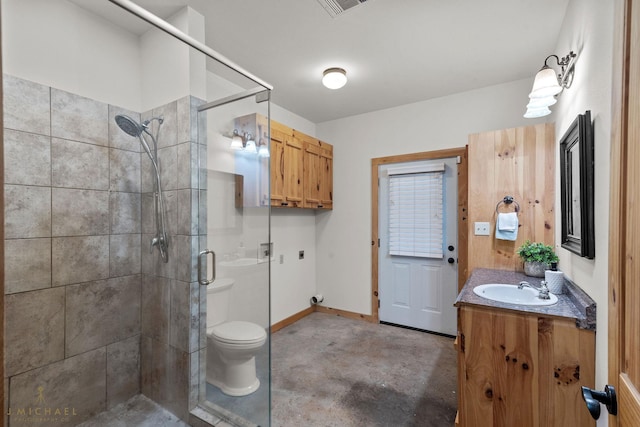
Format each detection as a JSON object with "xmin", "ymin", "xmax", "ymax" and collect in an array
[{"xmin": 518, "ymin": 280, "xmax": 551, "ymax": 300}]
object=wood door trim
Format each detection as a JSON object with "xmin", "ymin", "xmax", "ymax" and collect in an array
[
  {"xmin": 371, "ymin": 147, "xmax": 468, "ymax": 322},
  {"xmin": 609, "ymin": 0, "xmax": 631, "ymax": 425}
]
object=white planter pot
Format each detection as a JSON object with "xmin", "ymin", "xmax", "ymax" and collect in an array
[{"xmin": 524, "ymin": 261, "xmax": 547, "ymax": 278}]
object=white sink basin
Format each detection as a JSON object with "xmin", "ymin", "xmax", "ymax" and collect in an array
[
  {"xmin": 473, "ymin": 284, "xmax": 558, "ymax": 306},
  {"xmin": 219, "ymin": 258, "xmax": 258, "ymax": 267}
]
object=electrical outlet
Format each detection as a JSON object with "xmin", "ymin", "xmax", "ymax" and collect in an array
[
  {"xmin": 474, "ymin": 222, "xmax": 490, "ymax": 236},
  {"xmin": 279, "ymin": 254, "xmax": 284, "ymax": 264},
  {"xmin": 299, "ymin": 250, "xmax": 305, "ymax": 260}
]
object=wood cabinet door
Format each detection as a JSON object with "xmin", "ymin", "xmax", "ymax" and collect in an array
[
  {"xmin": 303, "ymin": 143, "xmax": 321, "ymax": 208},
  {"xmin": 319, "ymin": 146, "xmax": 333, "ymax": 209},
  {"xmin": 458, "ymin": 306, "xmax": 595, "ymax": 427},
  {"xmin": 270, "ymin": 130, "xmax": 285, "ymax": 206},
  {"xmin": 283, "ymin": 136, "xmax": 304, "ymax": 206}
]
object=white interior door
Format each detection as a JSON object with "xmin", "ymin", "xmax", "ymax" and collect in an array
[{"xmin": 378, "ymin": 158, "xmax": 458, "ymax": 336}]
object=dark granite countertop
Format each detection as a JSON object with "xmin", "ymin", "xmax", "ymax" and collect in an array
[{"xmin": 454, "ymin": 268, "xmax": 596, "ymax": 331}]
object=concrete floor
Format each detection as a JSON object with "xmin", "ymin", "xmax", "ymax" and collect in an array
[
  {"xmin": 82, "ymin": 312, "xmax": 457, "ymax": 426},
  {"xmin": 271, "ymin": 312, "xmax": 458, "ymax": 427}
]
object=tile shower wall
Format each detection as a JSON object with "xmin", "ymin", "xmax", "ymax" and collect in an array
[
  {"xmin": 3, "ymin": 74, "xmax": 204, "ymax": 425},
  {"xmin": 138, "ymin": 95, "xmax": 206, "ymax": 421}
]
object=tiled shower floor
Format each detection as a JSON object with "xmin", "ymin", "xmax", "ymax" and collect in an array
[{"xmin": 77, "ymin": 394, "xmax": 189, "ymax": 427}]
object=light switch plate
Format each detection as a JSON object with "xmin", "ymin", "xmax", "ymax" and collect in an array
[{"xmin": 474, "ymin": 222, "xmax": 490, "ymax": 236}]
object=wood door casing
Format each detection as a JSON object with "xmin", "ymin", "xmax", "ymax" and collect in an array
[
  {"xmin": 609, "ymin": 0, "xmax": 640, "ymax": 425},
  {"xmin": 371, "ymin": 147, "xmax": 468, "ymax": 321}
]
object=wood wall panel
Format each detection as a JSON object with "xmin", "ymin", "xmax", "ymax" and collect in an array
[{"xmin": 467, "ymin": 124, "xmax": 555, "ymax": 276}]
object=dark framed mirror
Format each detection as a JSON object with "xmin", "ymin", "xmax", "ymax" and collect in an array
[{"xmin": 560, "ymin": 110, "xmax": 595, "ymax": 258}]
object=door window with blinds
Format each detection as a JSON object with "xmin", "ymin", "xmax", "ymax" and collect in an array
[{"xmin": 387, "ymin": 163, "xmax": 445, "ymax": 259}]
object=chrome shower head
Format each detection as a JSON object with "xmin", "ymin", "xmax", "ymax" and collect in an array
[{"xmin": 115, "ymin": 114, "xmax": 144, "ymax": 137}]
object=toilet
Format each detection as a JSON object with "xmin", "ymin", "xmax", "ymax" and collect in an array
[{"xmin": 206, "ymin": 278, "xmax": 267, "ymax": 396}]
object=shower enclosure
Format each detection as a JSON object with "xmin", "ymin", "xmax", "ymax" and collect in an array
[{"xmin": 2, "ymin": 0, "xmax": 271, "ymax": 426}]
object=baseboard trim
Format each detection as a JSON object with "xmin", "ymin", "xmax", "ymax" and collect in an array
[
  {"xmin": 270, "ymin": 306, "xmax": 316, "ymax": 333},
  {"xmin": 314, "ymin": 305, "xmax": 376, "ymax": 323}
]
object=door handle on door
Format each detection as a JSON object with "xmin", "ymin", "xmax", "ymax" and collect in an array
[
  {"xmin": 447, "ymin": 258, "xmax": 455, "ymax": 264},
  {"xmin": 581, "ymin": 385, "xmax": 617, "ymax": 420},
  {"xmin": 198, "ymin": 249, "xmax": 215, "ymax": 286}
]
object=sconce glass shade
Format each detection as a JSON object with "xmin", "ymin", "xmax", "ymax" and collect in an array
[
  {"xmin": 529, "ymin": 65, "xmax": 562, "ymax": 98},
  {"xmin": 322, "ymin": 67, "xmax": 347, "ymax": 89},
  {"xmin": 523, "ymin": 106, "xmax": 552, "ymax": 118},
  {"xmin": 244, "ymin": 139, "xmax": 257, "ymax": 154},
  {"xmin": 258, "ymin": 144, "xmax": 270, "ymax": 157},
  {"xmin": 230, "ymin": 130, "xmax": 244, "ymax": 150},
  {"xmin": 526, "ymin": 95, "xmax": 557, "ymax": 109}
]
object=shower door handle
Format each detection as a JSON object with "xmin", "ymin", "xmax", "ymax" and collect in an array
[{"xmin": 198, "ymin": 249, "xmax": 215, "ymax": 286}]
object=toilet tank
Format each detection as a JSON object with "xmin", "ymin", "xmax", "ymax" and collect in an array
[{"xmin": 206, "ymin": 278, "xmax": 234, "ymax": 327}]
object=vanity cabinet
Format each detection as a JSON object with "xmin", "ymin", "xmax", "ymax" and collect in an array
[{"xmin": 456, "ymin": 305, "xmax": 595, "ymax": 427}]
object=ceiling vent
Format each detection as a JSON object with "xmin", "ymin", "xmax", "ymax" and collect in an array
[{"xmin": 316, "ymin": 0, "xmax": 368, "ymax": 18}]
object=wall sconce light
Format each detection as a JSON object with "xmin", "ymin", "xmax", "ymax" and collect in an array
[
  {"xmin": 229, "ymin": 129, "xmax": 255, "ymax": 152},
  {"xmin": 257, "ymin": 134, "xmax": 270, "ymax": 158},
  {"xmin": 230, "ymin": 129, "xmax": 244, "ymax": 150},
  {"xmin": 524, "ymin": 51, "xmax": 577, "ymax": 118},
  {"xmin": 322, "ymin": 67, "xmax": 347, "ymax": 89}
]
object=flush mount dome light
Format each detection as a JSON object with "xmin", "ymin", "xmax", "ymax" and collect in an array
[{"xmin": 322, "ymin": 67, "xmax": 347, "ymax": 89}]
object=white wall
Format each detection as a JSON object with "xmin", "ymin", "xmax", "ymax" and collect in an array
[
  {"xmin": 140, "ymin": 6, "xmax": 207, "ymax": 111},
  {"xmin": 2, "ymin": 0, "xmax": 142, "ymax": 111},
  {"xmin": 315, "ymin": 78, "xmax": 546, "ymax": 314},
  {"xmin": 205, "ymin": 71, "xmax": 319, "ymax": 325},
  {"xmin": 551, "ymin": 1, "xmax": 614, "ymax": 425},
  {"xmin": 271, "ymin": 210, "xmax": 317, "ymax": 324}
]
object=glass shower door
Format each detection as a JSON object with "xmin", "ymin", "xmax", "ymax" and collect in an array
[{"xmin": 197, "ymin": 84, "xmax": 271, "ymax": 426}]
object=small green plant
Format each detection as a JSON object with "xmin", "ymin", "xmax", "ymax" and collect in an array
[{"xmin": 516, "ymin": 240, "xmax": 559, "ymax": 264}]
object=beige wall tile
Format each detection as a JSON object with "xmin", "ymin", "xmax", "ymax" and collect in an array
[
  {"xmin": 51, "ymin": 138, "xmax": 109, "ymax": 190},
  {"xmin": 51, "ymin": 88, "xmax": 108, "ymax": 146},
  {"xmin": 65, "ymin": 276, "xmax": 141, "ymax": 357},
  {"xmin": 5, "ymin": 288, "xmax": 65, "ymax": 376},
  {"xmin": 4, "ymin": 185, "xmax": 51, "ymax": 239},
  {"xmin": 8, "ymin": 347, "xmax": 106, "ymax": 426},
  {"xmin": 5, "ymin": 238, "xmax": 51, "ymax": 294},
  {"xmin": 52, "ymin": 236, "xmax": 109, "ymax": 286},
  {"xmin": 3, "ymin": 75, "xmax": 51, "ymax": 135},
  {"xmin": 106, "ymin": 335, "xmax": 140, "ymax": 409},
  {"xmin": 4, "ymin": 129, "xmax": 51, "ymax": 186},
  {"xmin": 52, "ymin": 188, "xmax": 109, "ymax": 236}
]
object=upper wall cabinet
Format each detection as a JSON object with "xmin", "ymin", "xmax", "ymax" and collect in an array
[
  {"xmin": 272, "ymin": 119, "xmax": 333, "ymax": 210},
  {"xmin": 235, "ymin": 114, "xmax": 333, "ymax": 210},
  {"xmin": 296, "ymin": 130, "xmax": 333, "ymax": 209}
]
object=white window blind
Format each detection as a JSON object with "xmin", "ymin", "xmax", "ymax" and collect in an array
[{"xmin": 388, "ymin": 164, "xmax": 445, "ymax": 258}]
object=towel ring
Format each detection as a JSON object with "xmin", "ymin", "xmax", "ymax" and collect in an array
[{"xmin": 496, "ymin": 196, "xmax": 520, "ymax": 214}]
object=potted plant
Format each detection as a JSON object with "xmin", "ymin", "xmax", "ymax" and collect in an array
[{"xmin": 516, "ymin": 240, "xmax": 559, "ymax": 277}]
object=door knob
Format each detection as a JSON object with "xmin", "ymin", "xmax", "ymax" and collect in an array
[
  {"xmin": 447, "ymin": 257, "xmax": 455, "ymax": 264},
  {"xmin": 581, "ymin": 385, "xmax": 617, "ymax": 420},
  {"xmin": 448, "ymin": 245, "xmax": 455, "ymax": 251}
]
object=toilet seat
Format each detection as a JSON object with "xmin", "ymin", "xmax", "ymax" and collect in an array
[{"xmin": 210, "ymin": 321, "xmax": 266, "ymax": 345}]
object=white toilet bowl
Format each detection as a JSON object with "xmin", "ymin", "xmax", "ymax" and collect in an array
[
  {"xmin": 206, "ymin": 321, "xmax": 267, "ymax": 396},
  {"xmin": 205, "ymin": 278, "xmax": 267, "ymax": 396}
]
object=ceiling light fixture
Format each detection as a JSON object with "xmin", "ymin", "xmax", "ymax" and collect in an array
[
  {"xmin": 524, "ymin": 51, "xmax": 577, "ymax": 118},
  {"xmin": 322, "ymin": 67, "xmax": 347, "ymax": 89}
]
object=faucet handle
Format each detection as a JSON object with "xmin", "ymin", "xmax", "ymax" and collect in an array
[{"xmin": 540, "ymin": 280, "xmax": 549, "ymax": 290}]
